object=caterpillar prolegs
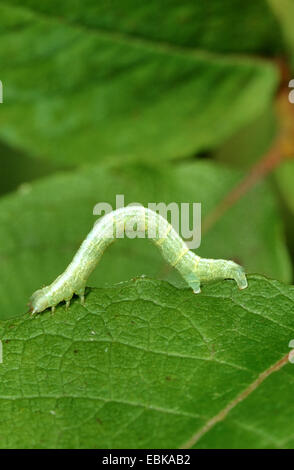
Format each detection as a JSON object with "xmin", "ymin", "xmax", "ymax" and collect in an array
[{"xmin": 29, "ymin": 207, "xmax": 248, "ymax": 314}]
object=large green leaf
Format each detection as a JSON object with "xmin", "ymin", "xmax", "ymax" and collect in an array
[
  {"xmin": 0, "ymin": 275, "xmax": 293, "ymax": 448},
  {"xmin": 5, "ymin": 0, "xmax": 284, "ymax": 53},
  {"xmin": 0, "ymin": 160, "xmax": 291, "ymax": 320},
  {"xmin": 0, "ymin": 2, "xmax": 279, "ymax": 165}
]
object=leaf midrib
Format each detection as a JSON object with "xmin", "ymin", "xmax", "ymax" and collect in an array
[{"xmin": 180, "ymin": 352, "xmax": 290, "ymax": 448}]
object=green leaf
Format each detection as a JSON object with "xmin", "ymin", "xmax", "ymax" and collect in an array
[
  {"xmin": 0, "ymin": 2, "xmax": 279, "ymax": 165},
  {"xmin": 0, "ymin": 160, "xmax": 291, "ymax": 320},
  {"xmin": 5, "ymin": 0, "xmax": 284, "ymax": 53},
  {"xmin": 0, "ymin": 275, "xmax": 293, "ymax": 448}
]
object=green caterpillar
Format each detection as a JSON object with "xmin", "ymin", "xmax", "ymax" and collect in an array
[{"xmin": 29, "ymin": 207, "xmax": 248, "ymax": 314}]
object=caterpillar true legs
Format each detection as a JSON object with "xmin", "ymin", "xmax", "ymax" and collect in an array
[{"xmin": 29, "ymin": 207, "xmax": 248, "ymax": 314}]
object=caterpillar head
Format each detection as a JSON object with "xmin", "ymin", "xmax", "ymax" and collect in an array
[{"xmin": 29, "ymin": 286, "xmax": 50, "ymax": 314}]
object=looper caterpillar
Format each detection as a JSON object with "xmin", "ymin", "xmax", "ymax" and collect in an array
[{"xmin": 29, "ymin": 207, "xmax": 248, "ymax": 314}]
